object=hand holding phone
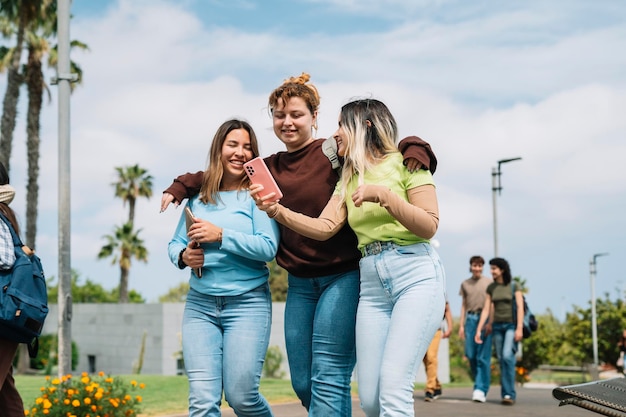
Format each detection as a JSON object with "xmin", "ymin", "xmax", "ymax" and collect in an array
[
  {"xmin": 243, "ymin": 157, "xmax": 283, "ymax": 202},
  {"xmin": 184, "ymin": 206, "xmax": 202, "ymax": 278}
]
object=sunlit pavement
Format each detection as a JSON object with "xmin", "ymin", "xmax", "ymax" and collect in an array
[{"xmin": 164, "ymin": 384, "xmax": 597, "ymax": 417}]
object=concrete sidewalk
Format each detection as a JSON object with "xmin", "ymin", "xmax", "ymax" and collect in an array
[{"xmin": 171, "ymin": 384, "xmax": 594, "ymax": 417}]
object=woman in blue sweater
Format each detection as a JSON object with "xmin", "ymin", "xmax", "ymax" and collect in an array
[{"xmin": 168, "ymin": 119, "xmax": 280, "ymax": 417}]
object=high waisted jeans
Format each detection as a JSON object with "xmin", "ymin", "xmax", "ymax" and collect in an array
[
  {"xmin": 464, "ymin": 313, "xmax": 492, "ymax": 394},
  {"xmin": 492, "ymin": 322, "xmax": 518, "ymax": 400},
  {"xmin": 356, "ymin": 242, "xmax": 446, "ymax": 417},
  {"xmin": 284, "ymin": 270, "xmax": 359, "ymax": 417},
  {"xmin": 182, "ymin": 284, "xmax": 273, "ymax": 417}
]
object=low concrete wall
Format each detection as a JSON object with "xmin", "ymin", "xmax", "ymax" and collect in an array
[{"xmin": 42, "ymin": 302, "xmax": 448, "ymax": 383}]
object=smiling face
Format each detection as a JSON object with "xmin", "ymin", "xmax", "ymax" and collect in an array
[
  {"xmin": 272, "ymin": 97, "xmax": 317, "ymax": 152},
  {"xmin": 490, "ymin": 264, "xmax": 503, "ymax": 283},
  {"xmin": 333, "ymin": 117, "xmax": 348, "ymax": 157},
  {"xmin": 220, "ymin": 128, "xmax": 253, "ymax": 189},
  {"xmin": 470, "ymin": 262, "xmax": 484, "ymax": 279}
]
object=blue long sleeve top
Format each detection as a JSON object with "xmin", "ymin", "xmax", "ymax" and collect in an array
[{"xmin": 168, "ymin": 190, "xmax": 280, "ymax": 296}]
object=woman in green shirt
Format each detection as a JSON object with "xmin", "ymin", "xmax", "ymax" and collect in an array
[
  {"xmin": 252, "ymin": 98, "xmax": 446, "ymax": 417},
  {"xmin": 475, "ymin": 257, "xmax": 524, "ymax": 406}
]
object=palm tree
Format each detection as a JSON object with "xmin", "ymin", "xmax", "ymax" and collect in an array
[
  {"xmin": 98, "ymin": 222, "xmax": 148, "ymax": 303},
  {"xmin": 113, "ymin": 165, "xmax": 153, "ymax": 226},
  {"xmin": 0, "ymin": 0, "xmax": 50, "ymax": 173},
  {"xmin": 23, "ymin": 7, "xmax": 87, "ymax": 249}
]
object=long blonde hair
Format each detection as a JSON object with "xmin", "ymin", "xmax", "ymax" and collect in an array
[
  {"xmin": 337, "ymin": 99, "xmax": 398, "ymax": 201},
  {"xmin": 199, "ymin": 119, "xmax": 260, "ymax": 205}
]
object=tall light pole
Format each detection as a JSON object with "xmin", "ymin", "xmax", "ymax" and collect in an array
[
  {"xmin": 590, "ymin": 252, "xmax": 609, "ymax": 368},
  {"xmin": 491, "ymin": 157, "xmax": 521, "ymax": 257}
]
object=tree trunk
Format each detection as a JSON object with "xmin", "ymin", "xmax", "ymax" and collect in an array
[
  {"xmin": 0, "ymin": 9, "xmax": 26, "ymax": 173},
  {"xmin": 25, "ymin": 44, "xmax": 43, "ymax": 250},
  {"xmin": 128, "ymin": 198, "xmax": 135, "ymax": 225},
  {"xmin": 119, "ymin": 265, "xmax": 129, "ymax": 303}
]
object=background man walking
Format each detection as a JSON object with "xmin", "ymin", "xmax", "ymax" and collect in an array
[{"xmin": 459, "ymin": 255, "xmax": 492, "ymax": 403}]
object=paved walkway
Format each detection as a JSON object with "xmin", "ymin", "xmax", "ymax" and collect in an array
[{"xmin": 168, "ymin": 384, "xmax": 594, "ymax": 417}]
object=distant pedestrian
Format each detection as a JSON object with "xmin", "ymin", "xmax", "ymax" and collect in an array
[
  {"xmin": 423, "ymin": 301, "xmax": 453, "ymax": 402},
  {"xmin": 475, "ymin": 257, "xmax": 523, "ymax": 406},
  {"xmin": 458, "ymin": 255, "xmax": 493, "ymax": 403},
  {"xmin": 617, "ymin": 328, "xmax": 626, "ymax": 374}
]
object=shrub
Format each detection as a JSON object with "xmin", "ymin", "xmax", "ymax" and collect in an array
[
  {"xmin": 263, "ymin": 345, "xmax": 285, "ymax": 378},
  {"xmin": 25, "ymin": 372, "xmax": 145, "ymax": 417}
]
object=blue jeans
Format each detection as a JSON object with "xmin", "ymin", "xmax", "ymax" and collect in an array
[
  {"xmin": 182, "ymin": 285, "xmax": 273, "ymax": 417},
  {"xmin": 464, "ymin": 313, "xmax": 492, "ymax": 394},
  {"xmin": 492, "ymin": 322, "xmax": 517, "ymax": 400},
  {"xmin": 284, "ymin": 271, "xmax": 359, "ymax": 417},
  {"xmin": 356, "ymin": 243, "xmax": 446, "ymax": 417}
]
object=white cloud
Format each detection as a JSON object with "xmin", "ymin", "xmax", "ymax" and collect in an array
[{"xmin": 2, "ymin": 0, "xmax": 624, "ymax": 315}]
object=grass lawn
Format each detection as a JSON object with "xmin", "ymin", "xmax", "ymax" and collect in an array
[
  {"xmin": 16, "ymin": 370, "xmax": 577, "ymax": 415},
  {"xmin": 16, "ymin": 374, "xmax": 302, "ymax": 416}
]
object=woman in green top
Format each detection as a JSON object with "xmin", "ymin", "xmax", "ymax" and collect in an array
[
  {"xmin": 475, "ymin": 257, "xmax": 524, "ymax": 405},
  {"xmin": 252, "ymin": 98, "xmax": 446, "ymax": 417}
]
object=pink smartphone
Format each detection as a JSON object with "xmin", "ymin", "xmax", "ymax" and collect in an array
[{"xmin": 243, "ymin": 157, "xmax": 283, "ymax": 202}]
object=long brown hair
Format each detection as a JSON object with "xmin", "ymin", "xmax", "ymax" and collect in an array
[
  {"xmin": 199, "ymin": 119, "xmax": 260, "ymax": 205},
  {"xmin": 0, "ymin": 161, "xmax": 19, "ymax": 235}
]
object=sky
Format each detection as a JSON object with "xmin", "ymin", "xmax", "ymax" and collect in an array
[{"xmin": 2, "ymin": 0, "xmax": 625, "ymax": 320}]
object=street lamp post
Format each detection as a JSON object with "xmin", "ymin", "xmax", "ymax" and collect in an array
[
  {"xmin": 491, "ymin": 157, "xmax": 522, "ymax": 257},
  {"xmin": 590, "ymin": 252, "xmax": 609, "ymax": 368}
]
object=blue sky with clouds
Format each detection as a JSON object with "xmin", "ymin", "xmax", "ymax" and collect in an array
[{"xmin": 2, "ymin": 0, "xmax": 625, "ymax": 319}]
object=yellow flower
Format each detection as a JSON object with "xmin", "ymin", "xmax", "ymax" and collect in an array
[
  {"xmin": 139, "ymin": 383, "xmax": 145, "ymax": 389},
  {"xmin": 64, "ymin": 399, "xmax": 70, "ymax": 405},
  {"xmin": 42, "ymin": 410, "xmax": 49, "ymax": 415},
  {"xmin": 43, "ymin": 399, "xmax": 52, "ymax": 409},
  {"xmin": 109, "ymin": 398, "xmax": 119, "ymax": 408},
  {"xmin": 105, "ymin": 377, "xmax": 113, "ymax": 384},
  {"xmin": 72, "ymin": 399, "xmax": 80, "ymax": 407},
  {"xmin": 81, "ymin": 376, "xmax": 90, "ymax": 384},
  {"xmin": 35, "ymin": 398, "xmax": 43, "ymax": 405},
  {"xmin": 84, "ymin": 397, "xmax": 92, "ymax": 405},
  {"xmin": 51, "ymin": 378, "xmax": 60, "ymax": 385},
  {"xmin": 135, "ymin": 396, "xmax": 142, "ymax": 403},
  {"xmin": 130, "ymin": 380, "xmax": 137, "ymax": 387},
  {"xmin": 23, "ymin": 410, "xmax": 29, "ymax": 416}
]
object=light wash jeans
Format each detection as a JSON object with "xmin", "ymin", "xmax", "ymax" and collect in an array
[
  {"xmin": 356, "ymin": 242, "xmax": 446, "ymax": 417},
  {"xmin": 284, "ymin": 270, "xmax": 359, "ymax": 417},
  {"xmin": 464, "ymin": 313, "xmax": 492, "ymax": 394},
  {"xmin": 182, "ymin": 284, "xmax": 273, "ymax": 417},
  {"xmin": 492, "ymin": 322, "xmax": 517, "ymax": 400}
]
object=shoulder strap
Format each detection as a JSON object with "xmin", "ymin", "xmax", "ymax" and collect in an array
[
  {"xmin": 0, "ymin": 212, "xmax": 22, "ymax": 247},
  {"xmin": 321, "ymin": 137, "xmax": 341, "ymax": 171}
]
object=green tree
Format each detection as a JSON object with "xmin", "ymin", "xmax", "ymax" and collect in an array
[
  {"xmin": 268, "ymin": 259, "xmax": 287, "ymax": 302},
  {"xmin": 23, "ymin": 5, "xmax": 87, "ymax": 250},
  {"xmin": 563, "ymin": 294, "xmax": 626, "ymax": 367},
  {"xmin": 0, "ymin": 0, "xmax": 43, "ymax": 171},
  {"xmin": 98, "ymin": 222, "xmax": 148, "ymax": 303},
  {"xmin": 113, "ymin": 164, "xmax": 153, "ymax": 226},
  {"xmin": 159, "ymin": 281, "xmax": 189, "ymax": 303},
  {"xmin": 47, "ymin": 269, "xmax": 144, "ymax": 303}
]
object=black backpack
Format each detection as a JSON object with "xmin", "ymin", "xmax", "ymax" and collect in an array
[
  {"xmin": 0, "ymin": 212, "xmax": 48, "ymax": 357},
  {"xmin": 512, "ymin": 282, "xmax": 538, "ymax": 339}
]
